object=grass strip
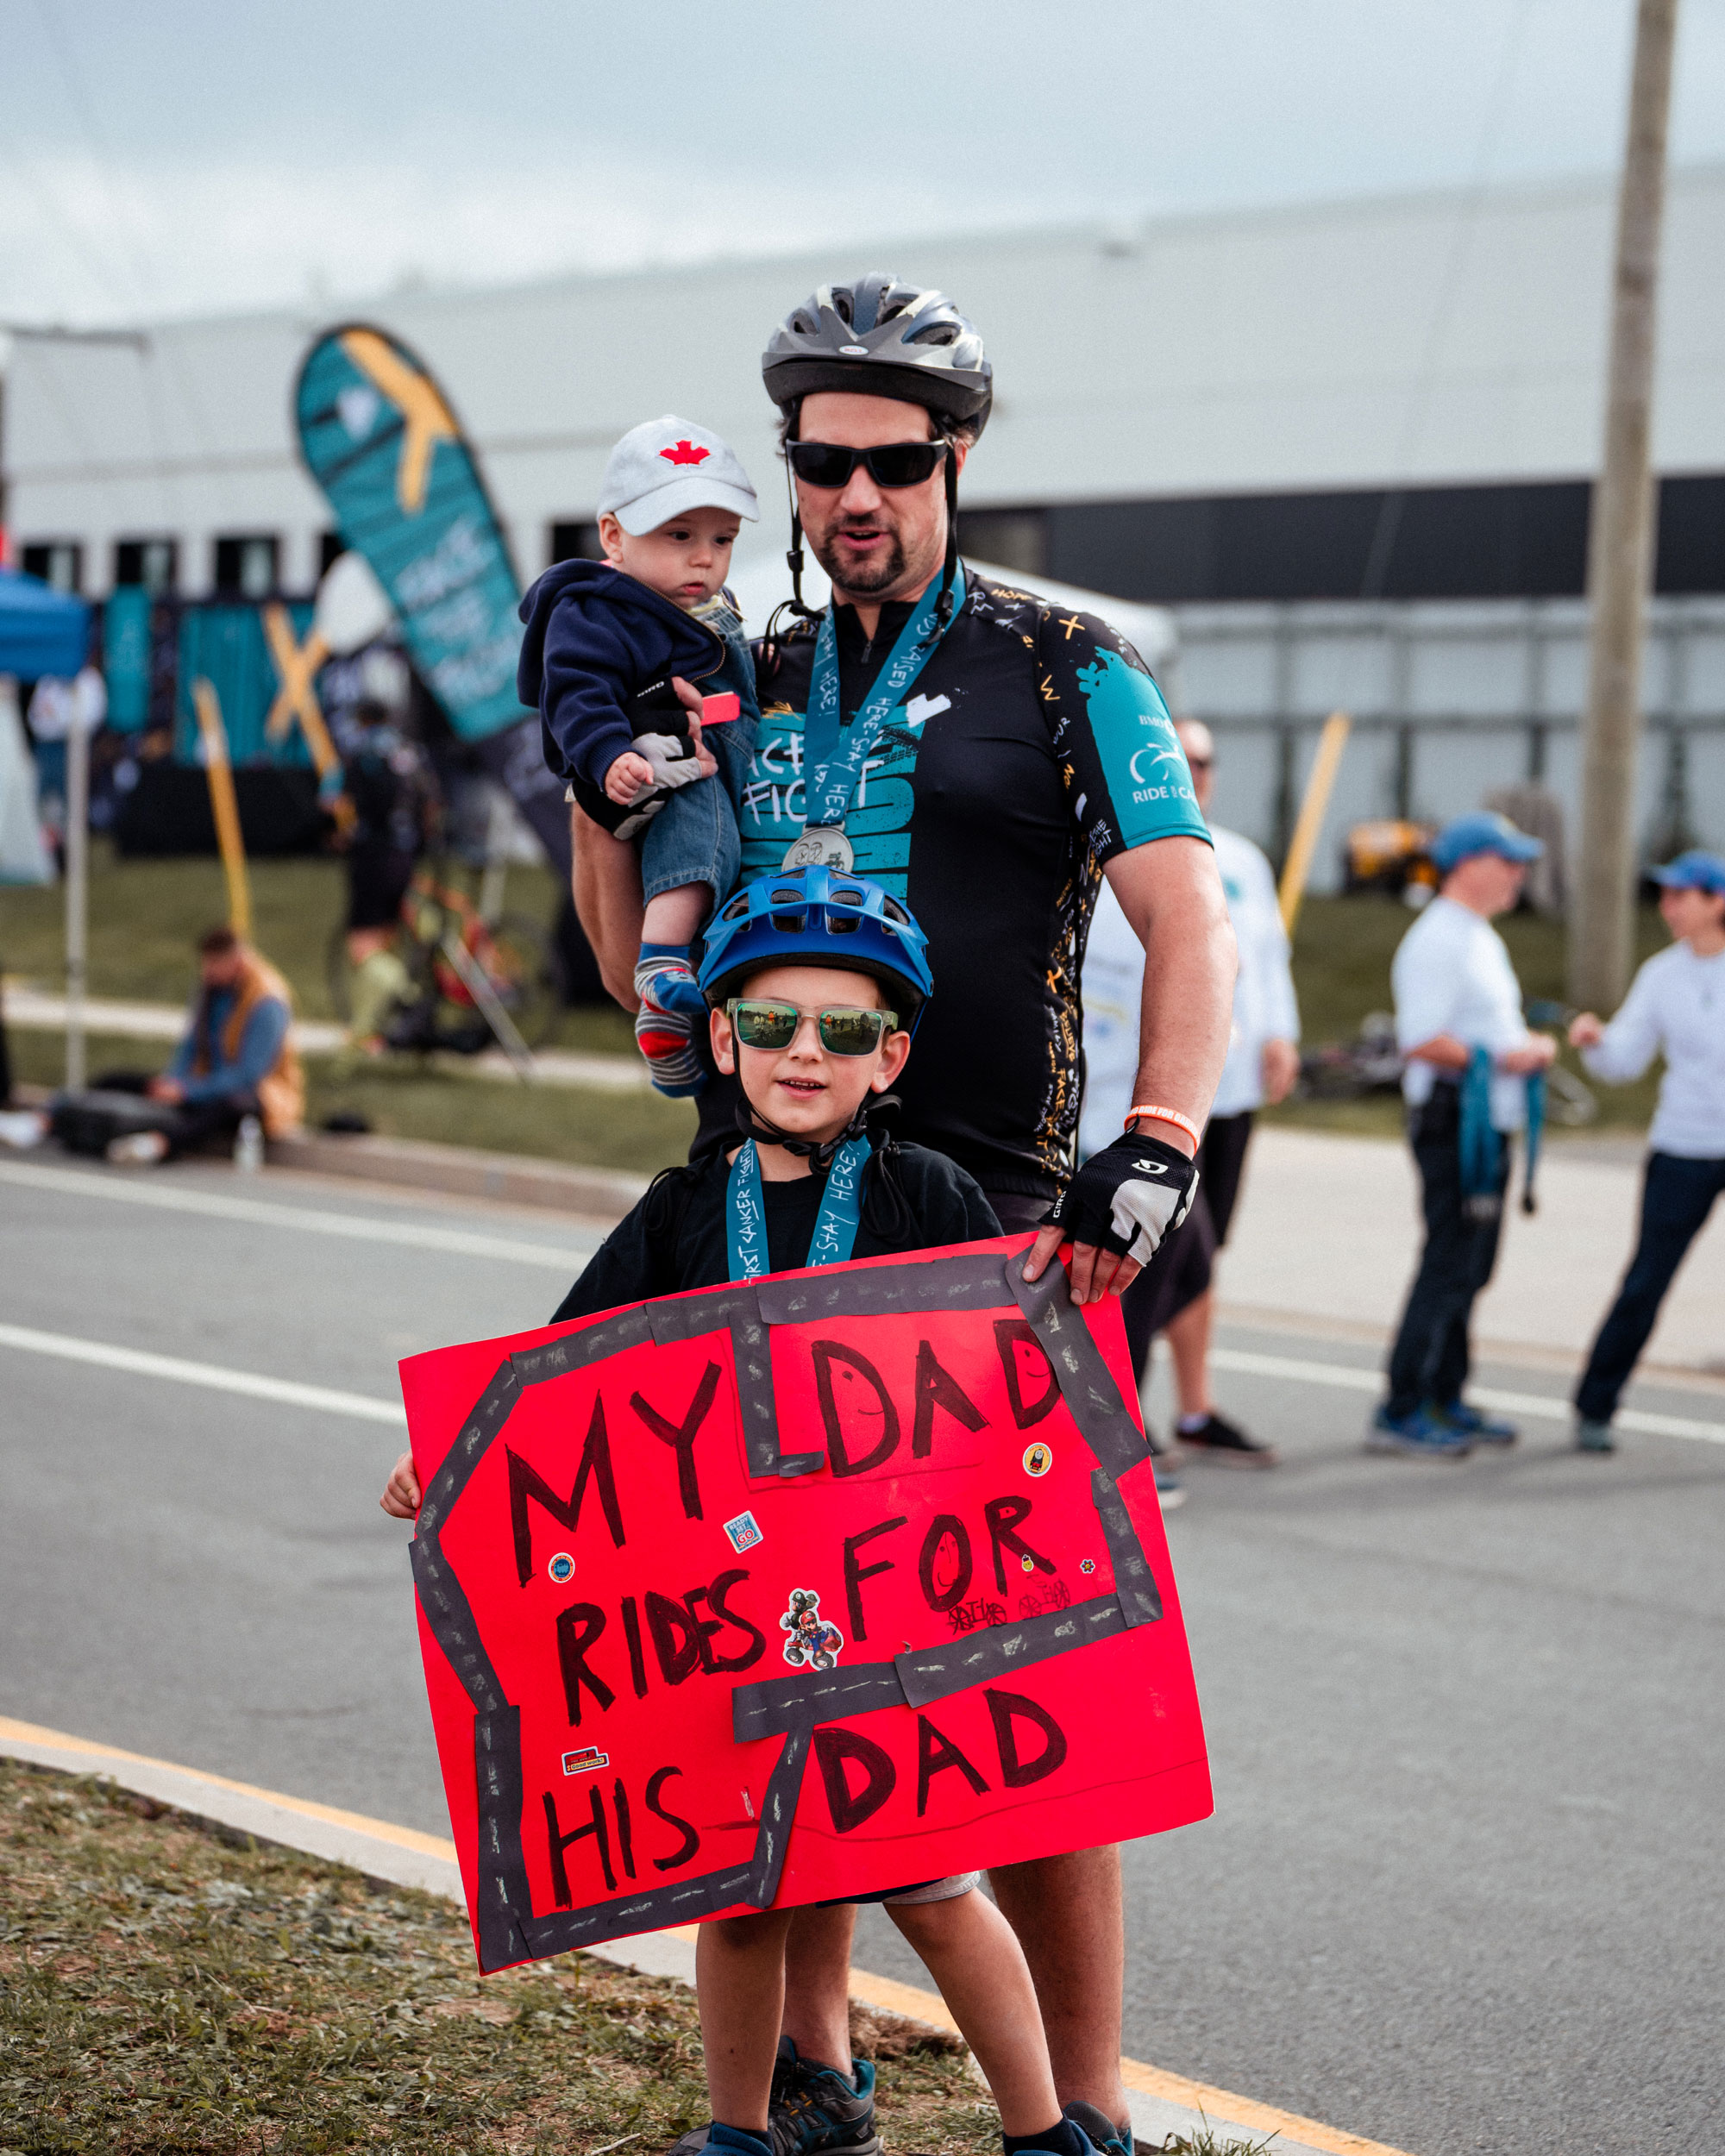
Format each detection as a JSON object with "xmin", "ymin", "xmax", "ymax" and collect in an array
[
  {"xmin": 0, "ymin": 1758, "xmax": 995, "ymax": 2155},
  {"xmin": 3, "ymin": 1029, "xmax": 697, "ymax": 1179},
  {"xmin": 4, "ymin": 854, "xmax": 1670, "ymax": 1153}
]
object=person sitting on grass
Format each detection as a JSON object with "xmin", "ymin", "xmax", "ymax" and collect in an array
[
  {"xmin": 380, "ymin": 866, "xmax": 1100, "ymax": 2156},
  {"xmin": 78, "ymin": 924, "xmax": 304, "ymax": 1165}
]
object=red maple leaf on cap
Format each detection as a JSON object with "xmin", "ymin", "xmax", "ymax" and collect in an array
[{"xmin": 660, "ymin": 440, "xmax": 711, "ymax": 466}]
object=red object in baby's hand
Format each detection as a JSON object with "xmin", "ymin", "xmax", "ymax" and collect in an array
[{"xmin": 699, "ymin": 692, "xmax": 742, "ymax": 724}]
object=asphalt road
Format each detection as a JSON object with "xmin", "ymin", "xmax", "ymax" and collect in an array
[{"xmin": 3, "ymin": 1154, "xmax": 1722, "ymax": 2156}]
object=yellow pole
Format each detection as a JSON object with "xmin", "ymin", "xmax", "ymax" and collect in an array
[
  {"xmin": 1276, "ymin": 711, "xmax": 1352, "ymax": 936},
  {"xmin": 191, "ymin": 678, "xmax": 253, "ymax": 937}
]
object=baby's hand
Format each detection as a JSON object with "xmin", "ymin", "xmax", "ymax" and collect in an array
[
  {"xmin": 380, "ymin": 1451, "xmax": 422, "ymax": 1519},
  {"xmin": 605, "ymin": 751, "xmax": 657, "ymax": 805}
]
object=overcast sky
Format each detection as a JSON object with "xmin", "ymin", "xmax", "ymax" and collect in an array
[{"xmin": 4, "ymin": 0, "xmax": 1723, "ymax": 326}]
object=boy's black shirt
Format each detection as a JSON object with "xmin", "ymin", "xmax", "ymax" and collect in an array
[{"xmin": 550, "ymin": 1137, "xmax": 1000, "ymax": 1325}]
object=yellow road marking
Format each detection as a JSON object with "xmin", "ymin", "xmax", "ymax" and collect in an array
[
  {"xmin": 0, "ymin": 1715, "xmax": 452, "ymax": 1863},
  {"xmin": 1, "ymin": 1715, "xmax": 1415, "ymax": 2155}
]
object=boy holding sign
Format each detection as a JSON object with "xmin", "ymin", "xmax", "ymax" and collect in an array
[{"xmin": 382, "ymin": 866, "xmax": 1101, "ymax": 2156}]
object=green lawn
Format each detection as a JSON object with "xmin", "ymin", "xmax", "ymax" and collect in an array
[
  {"xmin": 2, "ymin": 846, "xmax": 696, "ymax": 1173},
  {"xmin": 5, "ymin": 1029, "xmax": 697, "ymax": 1178},
  {"xmin": 4, "ymin": 855, "xmax": 1669, "ymax": 1159},
  {"xmin": 0, "ymin": 1759, "xmax": 995, "ymax": 2156},
  {"xmin": 0, "ymin": 842, "xmax": 635, "ymax": 1052},
  {"xmin": 1264, "ymin": 893, "xmax": 1669, "ymax": 1140}
]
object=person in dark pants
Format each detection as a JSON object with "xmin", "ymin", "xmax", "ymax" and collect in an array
[
  {"xmin": 1567, "ymin": 849, "xmax": 1725, "ymax": 1452},
  {"xmin": 1383, "ymin": 1079, "xmax": 1511, "ymax": 1424},
  {"xmin": 335, "ymin": 699, "xmax": 436, "ymax": 1057},
  {"xmin": 1374, "ymin": 812, "xmax": 1558, "ymax": 1457},
  {"xmin": 568, "ymin": 275, "xmax": 1237, "ymax": 2156}
]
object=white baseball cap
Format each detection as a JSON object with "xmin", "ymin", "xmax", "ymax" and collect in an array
[{"xmin": 598, "ymin": 415, "xmax": 760, "ymax": 536}]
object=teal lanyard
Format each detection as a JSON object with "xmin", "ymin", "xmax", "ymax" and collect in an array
[
  {"xmin": 1458, "ymin": 1046, "xmax": 1546, "ymax": 1215},
  {"xmin": 1458, "ymin": 1046, "xmax": 1500, "ymax": 1201},
  {"xmin": 1521, "ymin": 1069, "xmax": 1545, "ymax": 1215},
  {"xmin": 802, "ymin": 567, "xmax": 963, "ymax": 831},
  {"xmin": 726, "ymin": 1137, "xmax": 871, "ymax": 1280}
]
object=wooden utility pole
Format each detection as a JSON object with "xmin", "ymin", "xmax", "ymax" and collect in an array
[{"xmin": 1572, "ymin": 0, "xmax": 1681, "ymax": 1012}]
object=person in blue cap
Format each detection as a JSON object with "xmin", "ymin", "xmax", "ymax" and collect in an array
[
  {"xmin": 1565, "ymin": 849, "xmax": 1725, "ymax": 1453},
  {"xmin": 1371, "ymin": 811, "xmax": 1559, "ymax": 1457}
]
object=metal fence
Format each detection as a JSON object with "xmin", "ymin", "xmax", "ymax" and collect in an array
[{"xmin": 1174, "ymin": 595, "xmax": 1725, "ymax": 890}]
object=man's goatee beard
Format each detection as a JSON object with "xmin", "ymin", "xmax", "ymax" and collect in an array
[{"xmin": 811, "ymin": 528, "xmax": 906, "ymax": 598}]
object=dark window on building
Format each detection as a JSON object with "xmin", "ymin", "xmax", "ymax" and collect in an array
[
  {"xmin": 114, "ymin": 537, "xmax": 179, "ymax": 593},
  {"xmin": 213, "ymin": 534, "xmax": 279, "ymax": 599},
  {"xmin": 549, "ymin": 520, "xmax": 603, "ymax": 566},
  {"xmin": 961, "ymin": 508, "xmax": 1049, "ymax": 576},
  {"xmin": 1655, "ymin": 475, "xmax": 1725, "ymax": 594},
  {"xmin": 318, "ymin": 531, "xmax": 348, "ymax": 578},
  {"xmin": 1044, "ymin": 479, "xmax": 1600, "ymax": 604},
  {"xmin": 22, "ymin": 541, "xmax": 83, "ymax": 593}
]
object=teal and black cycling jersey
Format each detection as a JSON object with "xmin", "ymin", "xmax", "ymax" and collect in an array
[{"xmin": 692, "ymin": 568, "xmax": 1211, "ymax": 1199}]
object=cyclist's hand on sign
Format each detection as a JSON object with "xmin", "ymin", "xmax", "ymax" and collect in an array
[
  {"xmin": 605, "ymin": 750, "xmax": 658, "ymax": 805},
  {"xmin": 1023, "ymin": 1227, "xmax": 1141, "ymax": 1305},
  {"xmin": 380, "ymin": 1451, "xmax": 422, "ymax": 1520},
  {"xmin": 1023, "ymin": 1132, "xmax": 1201, "ymax": 1305}
]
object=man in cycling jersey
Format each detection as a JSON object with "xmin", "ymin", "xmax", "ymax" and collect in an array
[{"xmin": 570, "ymin": 274, "xmax": 1237, "ymax": 2156}]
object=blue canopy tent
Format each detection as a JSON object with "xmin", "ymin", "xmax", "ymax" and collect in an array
[{"xmin": 0, "ymin": 567, "xmax": 91, "ymax": 680}]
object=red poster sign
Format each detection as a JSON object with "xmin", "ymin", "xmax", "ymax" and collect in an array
[{"xmin": 401, "ymin": 1234, "xmax": 1210, "ymax": 1974}]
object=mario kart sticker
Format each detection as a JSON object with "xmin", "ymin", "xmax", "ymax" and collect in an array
[
  {"xmin": 1023, "ymin": 1441, "xmax": 1053, "ymax": 1477},
  {"xmin": 780, "ymin": 1589, "xmax": 844, "ymax": 1671},
  {"xmin": 724, "ymin": 1510, "xmax": 764, "ymax": 1554}
]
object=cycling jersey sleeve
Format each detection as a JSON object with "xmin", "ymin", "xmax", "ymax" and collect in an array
[{"xmin": 1036, "ymin": 608, "xmax": 1211, "ymax": 862}]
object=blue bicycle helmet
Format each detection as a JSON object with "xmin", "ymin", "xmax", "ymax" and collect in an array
[{"xmin": 698, "ymin": 867, "xmax": 934, "ymax": 1031}]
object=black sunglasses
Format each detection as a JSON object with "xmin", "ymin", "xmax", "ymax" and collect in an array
[{"xmin": 787, "ymin": 439, "xmax": 950, "ymax": 490}]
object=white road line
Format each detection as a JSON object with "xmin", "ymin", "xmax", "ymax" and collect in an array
[
  {"xmin": 1211, "ymin": 1345, "xmax": 1725, "ymax": 1446},
  {"xmin": 0, "ymin": 1322, "xmax": 406, "ymax": 1426},
  {"xmin": 0, "ymin": 1159, "xmax": 594, "ymax": 1271}
]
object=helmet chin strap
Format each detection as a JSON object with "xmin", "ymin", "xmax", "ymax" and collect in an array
[
  {"xmin": 935, "ymin": 447, "xmax": 960, "ymax": 627},
  {"xmin": 736, "ymin": 1093, "xmax": 874, "ymax": 1170},
  {"xmin": 775, "ymin": 401, "xmax": 824, "ymax": 630}
]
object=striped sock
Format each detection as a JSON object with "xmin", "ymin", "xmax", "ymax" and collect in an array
[{"xmin": 633, "ymin": 947, "xmax": 707, "ymax": 1097}]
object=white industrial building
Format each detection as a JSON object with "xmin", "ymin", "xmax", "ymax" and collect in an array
[{"xmin": 7, "ymin": 164, "xmax": 1725, "ymax": 880}]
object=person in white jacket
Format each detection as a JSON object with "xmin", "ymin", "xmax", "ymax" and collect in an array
[
  {"xmin": 1567, "ymin": 849, "xmax": 1725, "ymax": 1452},
  {"xmin": 1081, "ymin": 720, "xmax": 1299, "ymax": 1469}
]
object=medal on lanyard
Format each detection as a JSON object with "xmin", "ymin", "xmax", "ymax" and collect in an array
[
  {"xmin": 782, "ymin": 567, "xmax": 964, "ymax": 872},
  {"xmin": 726, "ymin": 1136, "xmax": 871, "ymax": 1280}
]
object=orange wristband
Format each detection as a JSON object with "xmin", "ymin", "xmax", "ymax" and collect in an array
[{"xmin": 1125, "ymin": 1104, "xmax": 1201, "ymax": 1149}]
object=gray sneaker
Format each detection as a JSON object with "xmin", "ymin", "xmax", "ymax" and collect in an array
[
  {"xmin": 1576, "ymin": 1417, "xmax": 1616, "ymax": 1454},
  {"xmin": 1063, "ymin": 2099, "xmax": 1132, "ymax": 2156},
  {"xmin": 667, "ymin": 2041, "xmax": 881, "ymax": 2156}
]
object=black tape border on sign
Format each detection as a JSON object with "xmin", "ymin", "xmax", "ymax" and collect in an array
[{"xmin": 410, "ymin": 1247, "xmax": 1164, "ymax": 1967}]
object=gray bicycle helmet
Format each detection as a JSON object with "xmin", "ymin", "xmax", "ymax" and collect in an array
[{"xmin": 762, "ymin": 273, "xmax": 993, "ymax": 436}]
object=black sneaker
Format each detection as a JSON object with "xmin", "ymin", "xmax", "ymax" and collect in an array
[
  {"xmin": 667, "ymin": 2041, "xmax": 881, "ymax": 2156},
  {"xmin": 1063, "ymin": 2099, "xmax": 1132, "ymax": 2156},
  {"xmin": 1176, "ymin": 1410, "xmax": 1279, "ymax": 1467}
]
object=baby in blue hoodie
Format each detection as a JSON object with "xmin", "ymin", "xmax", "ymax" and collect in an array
[{"xmin": 518, "ymin": 415, "xmax": 761, "ymax": 1094}]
